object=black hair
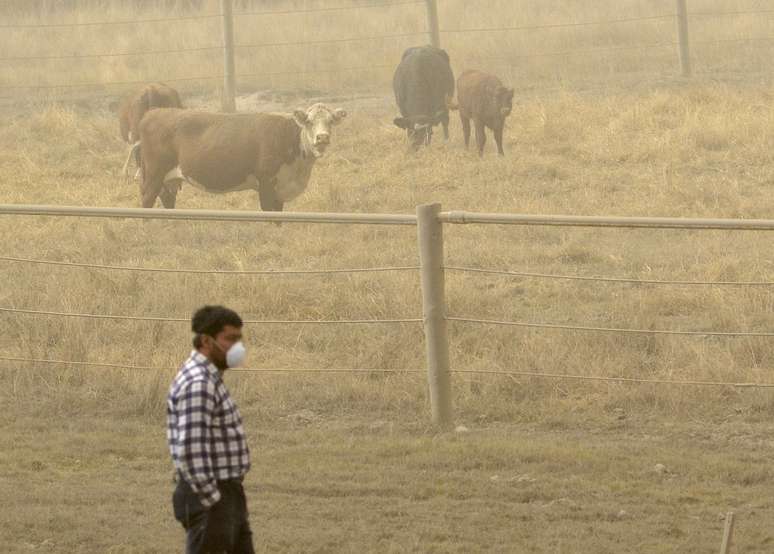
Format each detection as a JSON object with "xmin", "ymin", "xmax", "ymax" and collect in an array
[{"xmin": 191, "ymin": 305, "xmax": 243, "ymax": 348}]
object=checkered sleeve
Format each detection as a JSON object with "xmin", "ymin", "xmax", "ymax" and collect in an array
[{"xmin": 175, "ymin": 378, "xmax": 222, "ymax": 508}]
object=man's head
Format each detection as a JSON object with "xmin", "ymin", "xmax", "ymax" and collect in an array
[{"xmin": 192, "ymin": 305, "xmax": 244, "ymax": 371}]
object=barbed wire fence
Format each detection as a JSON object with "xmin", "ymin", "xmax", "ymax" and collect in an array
[
  {"xmin": 1, "ymin": 1, "xmax": 774, "ymax": 105},
  {"xmin": 3, "ymin": 203, "xmax": 774, "ymax": 429}
]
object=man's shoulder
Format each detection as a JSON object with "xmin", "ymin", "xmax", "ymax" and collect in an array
[{"xmin": 170, "ymin": 353, "xmax": 217, "ymax": 395}]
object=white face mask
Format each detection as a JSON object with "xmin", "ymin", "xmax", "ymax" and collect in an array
[{"xmin": 212, "ymin": 339, "xmax": 246, "ymax": 369}]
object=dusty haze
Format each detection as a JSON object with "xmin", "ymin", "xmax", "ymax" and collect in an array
[{"xmin": 1, "ymin": 1, "xmax": 774, "ymax": 552}]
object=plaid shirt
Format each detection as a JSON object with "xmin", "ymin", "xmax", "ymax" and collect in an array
[{"xmin": 167, "ymin": 350, "xmax": 251, "ymax": 507}]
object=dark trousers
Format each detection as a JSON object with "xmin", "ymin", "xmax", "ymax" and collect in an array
[{"xmin": 173, "ymin": 477, "xmax": 254, "ymax": 554}]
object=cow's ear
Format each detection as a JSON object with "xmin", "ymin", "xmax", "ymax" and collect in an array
[
  {"xmin": 393, "ymin": 117, "xmax": 410, "ymax": 129},
  {"xmin": 332, "ymin": 108, "xmax": 347, "ymax": 123},
  {"xmin": 293, "ymin": 109, "xmax": 309, "ymax": 127}
]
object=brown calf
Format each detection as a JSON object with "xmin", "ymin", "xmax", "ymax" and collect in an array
[
  {"xmin": 456, "ymin": 70, "xmax": 514, "ymax": 156},
  {"xmin": 137, "ymin": 103, "xmax": 346, "ymax": 210}
]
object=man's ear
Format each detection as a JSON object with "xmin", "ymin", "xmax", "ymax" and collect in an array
[
  {"xmin": 393, "ymin": 117, "xmax": 410, "ymax": 129},
  {"xmin": 332, "ymin": 108, "xmax": 347, "ymax": 123},
  {"xmin": 293, "ymin": 109, "xmax": 309, "ymax": 127}
]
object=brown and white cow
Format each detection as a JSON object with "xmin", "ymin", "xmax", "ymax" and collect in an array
[
  {"xmin": 118, "ymin": 83, "xmax": 183, "ymax": 180},
  {"xmin": 135, "ymin": 103, "xmax": 346, "ymax": 210}
]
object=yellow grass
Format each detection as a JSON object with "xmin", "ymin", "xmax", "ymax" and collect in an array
[{"xmin": 3, "ymin": 1, "xmax": 774, "ymax": 552}]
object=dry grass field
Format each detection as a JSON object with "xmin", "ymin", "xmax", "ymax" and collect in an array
[{"xmin": 2, "ymin": 0, "xmax": 774, "ymax": 552}]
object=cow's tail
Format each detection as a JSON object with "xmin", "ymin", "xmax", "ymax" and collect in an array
[
  {"xmin": 445, "ymin": 93, "xmax": 459, "ymax": 111},
  {"xmin": 122, "ymin": 141, "xmax": 141, "ymax": 184}
]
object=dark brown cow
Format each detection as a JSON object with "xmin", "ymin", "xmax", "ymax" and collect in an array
[
  {"xmin": 456, "ymin": 70, "xmax": 514, "ymax": 156},
  {"xmin": 118, "ymin": 83, "xmax": 183, "ymax": 179},
  {"xmin": 136, "ymin": 103, "xmax": 346, "ymax": 210}
]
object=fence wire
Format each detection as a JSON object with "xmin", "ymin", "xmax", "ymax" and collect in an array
[
  {"xmin": 451, "ymin": 368, "xmax": 774, "ymax": 388},
  {"xmin": 0, "ymin": 307, "xmax": 421, "ymax": 325},
  {"xmin": 235, "ymin": 0, "xmax": 423, "ymax": 17},
  {"xmin": 0, "ymin": 45, "xmax": 223, "ymax": 63},
  {"xmin": 236, "ymin": 31, "xmax": 425, "ymax": 50},
  {"xmin": 468, "ymin": 42, "xmax": 678, "ymax": 66},
  {"xmin": 0, "ymin": 0, "xmax": 424, "ymax": 30},
  {"xmin": 0, "ymin": 75, "xmax": 222, "ymax": 90},
  {"xmin": 446, "ymin": 316, "xmax": 774, "ymax": 337},
  {"xmin": 444, "ymin": 266, "xmax": 774, "ymax": 287},
  {"xmin": 4, "ymin": 356, "xmax": 773, "ymax": 388},
  {"xmin": 0, "ymin": 356, "xmax": 422, "ymax": 374},
  {"xmin": 440, "ymin": 13, "xmax": 676, "ymax": 35},
  {"xmin": 0, "ymin": 12, "xmax": 222, "ymax": 29},
  {"xmin": 1, "ymin": 64, "xmax": 396, "ymax": 91},
  {"xmin": 689, "ymin": 9, "xmax": 774, "ymax": 17},
  {"xmin": 0, "ymin": 255, "xmax": 419, "ymax": 276}
]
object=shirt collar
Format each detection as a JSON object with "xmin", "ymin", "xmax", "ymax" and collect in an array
[{"xmin": 189, "ymin": 349, "xmax": 221, "ymax": 378}]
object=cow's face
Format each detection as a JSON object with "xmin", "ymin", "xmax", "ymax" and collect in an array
[
  {"xmin": 293, "ymin": 103, "xmax": 347, "ymax": 158},
  {"xmin": 394, "ymin": 117, "xmax": 433, "ymax": 150},
  {"xmin": 496, "ymin": 87, "xmax": 514, "ymax": 118}
]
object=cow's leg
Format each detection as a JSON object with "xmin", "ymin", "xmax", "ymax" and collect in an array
[
  {"xmin": 133, "ymin": 143, "xmax": 142, "ymax": 174},
  {"xmin": 460, "ymin": 113, "xmax": 471, "ymax": 148},
  {"xmin": 494, "ymin": 126, "xmax": 505, "ymax": 156},
  {"xmin": 258, "ymin": 179, "xmax": 283, "ymax": 212},
  {"xmin": 474, "ymin": 118, "xmax": 487, "ymax": 157},
  {"xmin": 441, "ymin": 112, "xmax": 450, "ymax": 141},
  {"xmin": 140, "ymin": 163, "xmax": 165, "ymax": 208},
  {"xmin": 159, "ymin": 181, "xmax": 180, "ymax": 209}
]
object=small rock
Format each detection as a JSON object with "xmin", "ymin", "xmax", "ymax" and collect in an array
[
  {"xmin": 654, "ymin": 463, "xmax": 668, "ymax": 474},
  {"xmin": 490, "ymin": 475, "xmax": 500, "ymax": 482},
  {"xmin": 617, "ymin": 510, "xmax": 628, "ymax": 519},
  {"xmin": 454, "ymin": 425, "xmax": 469, "ymax": 433}
]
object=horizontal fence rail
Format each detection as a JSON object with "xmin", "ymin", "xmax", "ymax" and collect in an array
[
  {"xmin": 8, "ymin": 205, "xmax": 774, "ymax": 230},
  {"xmin": 440, "ymin": 211, "xmax": 774, "ymax": 230},
  {"xmin": 0, "ymin": 204, "xmax": 417, "ymax": 225}
]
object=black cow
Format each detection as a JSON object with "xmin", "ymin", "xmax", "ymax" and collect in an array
[{"xmin": 392, "ymin": 45, "xmax": 455, "ymax": 149}]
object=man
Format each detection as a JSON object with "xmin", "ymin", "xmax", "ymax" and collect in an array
[{"xmin": 167, "ymin": 305, "xmax": 254, "ymax": 553}]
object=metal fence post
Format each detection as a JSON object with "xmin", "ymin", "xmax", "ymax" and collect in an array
[
  {"xmin": 676, "ymin": 0, "xmax": 691, "ymax": 77},
  {"xmin": 417, "ymin": 203, "xmax": 452, "ymax": 428},
  {"xmin": 425, "ymin": 0, "xmax": 441, "ymax": 48},
  {"xmin": 221, "ymin": 0, "xmax": 237, "ymax": 112}
]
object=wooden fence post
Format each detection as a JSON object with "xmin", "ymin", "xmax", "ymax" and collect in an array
[
  {"xmin": 425, "ymin": 0, "xmax": 441, "ymax": 48},
  {"xmin": 676, "ymin": 0, "xmax": 692, "ymax": 77},
  {"xmin": 221, "ymin": 0, "xmax": 237, "ymax": 112},
  {"xmin": 719, "ymin": 512, "xmax": 735, "ymax": 554},
  {"xmin": 417, "ymin": 203, "xmax": 452, "ymax": 428}
]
